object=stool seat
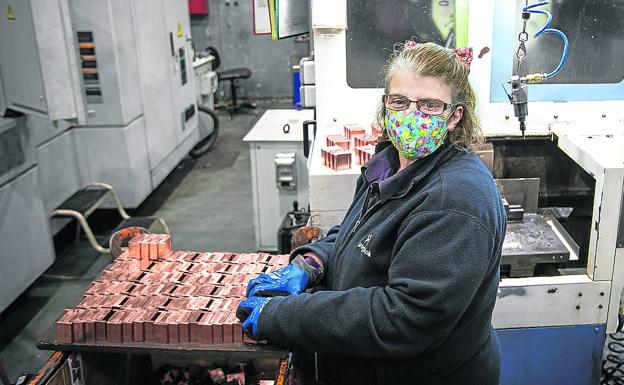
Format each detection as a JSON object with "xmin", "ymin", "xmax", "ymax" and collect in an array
[{"xmin": 218, "ymin": 68, "xmax": 251, "ymax": 81}]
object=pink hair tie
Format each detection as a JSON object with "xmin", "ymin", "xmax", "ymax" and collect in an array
[
  {"xmin": 403, "ymin": 40, "xmax": 418, "ymax": 49},
  {"xmin": 452, "ymin": 47, "xmax": 474, "ymax": 71}
]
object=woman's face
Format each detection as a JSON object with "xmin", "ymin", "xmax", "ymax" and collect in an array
[{"xmin": 387, "ymin": 70, "xmax": 464, "ymax": 131}]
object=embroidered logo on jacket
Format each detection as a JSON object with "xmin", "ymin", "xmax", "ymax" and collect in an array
[{"xmin": 358, "ymin": 234, "xmax": 373, "ymax": 257}]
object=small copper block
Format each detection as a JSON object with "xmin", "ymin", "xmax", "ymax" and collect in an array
[
  {"xmin": 94, "ymin": 309, "xmax": 110, "ymax": 341},
  {"xmin": 107, "ymin": 294, "xmax": 128, "ymax": 309},
  {"xmin": 139, "ymin": 257, "xmax": 151, "ymax": 270},
  {"xmin": 177, "ymin": 311, "xmax": 192, "ymax": 343},
  {"xmin": 169, "ymin": 297, "xmax": 190, "ymax": 311},
  {"xmin": 132, "ymin": 309, "xmax": 145, "ymax": 342},
  {"xmin": 222, "ymin": 313, "xmax": 238, "ymax": 343},
  {"xmin": 157, "ymin": 234, "xmax": 173, "ymax": 258},
  {"xmin": 220, "ymin": 274, "xmax": 236, "ymax": 286},
  {"xmin": 208, "ymin": 298, "xmax": 224, "ymax": 312},
  {"xmin": 125, "ymin": 295, "xmax": 148, "ymax": 309},
  {"xmin": 353, "ymin": 134, "xmax": 377, "ymax": 148},
  {"xmin": 275, "ymin": 255, "xmax": 290, "ymax": 265},
  {"xmin": 166, "ymin": 312, "xmax": 180, "ymax": 343},
  {"xmin": 211, "ymin": 312, "xmax": 228, "ymax": 344},
  {"xmin": 83, "ymin": 310, "xmax": 96, "ymax": 342},
  {"xmin": 128, "ymin": 235, "xmax": 141, "ymax": 260},
  {"xmin": 72, "ymin": 311, "xmax": 86, "ymax": 343},
  {"xmin": 333, "ymin": 151, "xmax": 352, "ymax": 171},
  {"xmin": 148, "ymin": 236, "xmax": 159, "ymax": 261},
  {"xmin": 57, "ymin": 310, "xmax": 76, "ymax": 343},
  {"xmin": 230, "ymin": 298, "xmax": 242, "ymax": 310},
  {"xmin": 189, "ymin": 311, "xmax": 210, "ymax": 344},
  {"xmin": 122, "ymin": 311, "xmax": 138, "ymax": 343},
  {"xmin": 143, "ymin": 310, "xmax": 159, "ymax": 342},
  {"xmin": 153, "ymin": 311, "xmax": 169, "ymax": 344},
  {"xmin": 321, "ymin": 146, "xmax": 342, "ymax": 167},
  {"xmin": 106, "ymin": 311, "xmax": 124, "ymax": 343},
  {"xmin": 326, "ymin": 135, "xmax": 350, "ymax": 150},
  {"xmin": 226, "ymin": 286, "xmax": 245, "ymax": 298},
  {"xmin": 85, "ymin": 282, "xmax": 106, "ymax": 296},
  {"xmin": 344, "ymin": 124, "xmax": 366, "ymax": 140},
  {"xmin": 139, "ymin": 238, "xmax": 151, "ymax": 270},
  {"xmin": 192, "ymin": 284, "xmax": 216, "ymax": 297}
]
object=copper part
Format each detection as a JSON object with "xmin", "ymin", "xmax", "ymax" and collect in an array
[
  {"xmin": 56, "ymin": 241, "xmax": 291, "ymax": 345},
  {"xmin": 354, "ymin": 145, "xmax": 376, "ymax": 165},
  {"xmin": 344, "ymin": 124, "xmax": 366, "ymax": 140},
  {"xmin": 326, "ymin": 135, "xmax": 350, "ymax": 150},
  {"xmin": 353, "ymin": 134, "xmax": 377, "ymax": 148}
]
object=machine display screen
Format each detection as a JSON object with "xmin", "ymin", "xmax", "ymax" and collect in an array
[
  {"xmin": 491, "ymin": 0, "xmax": 624, "ymax": 101},
  {"xmin": 345, "ymin": 0, "xmax": 468, "ymax": 89}
]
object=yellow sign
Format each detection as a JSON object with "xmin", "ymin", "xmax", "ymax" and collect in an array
[
  {"xmin": 7, "ymin": 5, "xmax": 15, "ymax": 20},
  {"xmin": 177, "ymin": 22, "xmax": 183, "ymax": 38}
]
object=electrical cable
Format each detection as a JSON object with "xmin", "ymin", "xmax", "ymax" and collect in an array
[
  {"xmin": 602, "ymin": 331, "xmax": 624, "ymax": 384},
  {"xmin": 522, "ymin": 1, "xmax": 569, "ymax": 79}
]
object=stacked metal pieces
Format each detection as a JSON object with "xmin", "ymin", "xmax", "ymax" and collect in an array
[
  {"xmin": 56, "ymin": 234, "xmax": 289, "ymax": 345},
  {"xmin": 321, "ymin": 124, "xmax": 379, "ymax": 171}
]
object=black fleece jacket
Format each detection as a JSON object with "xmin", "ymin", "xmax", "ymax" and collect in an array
[{"xmin": 257, "ymin": 142, "xmax": 507, "ymax": 385}]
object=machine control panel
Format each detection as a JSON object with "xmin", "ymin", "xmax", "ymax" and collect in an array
[
  {"xmin": 77, "ymin": 31, "xmax": 102, "ymax": 103},
  {"xmin": 274, "ymin": 153, "xmax": 297, "ymax": 190}
]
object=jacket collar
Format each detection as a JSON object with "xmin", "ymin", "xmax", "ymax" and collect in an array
[{"xmin": 362, "ymin": 141, "xmax": 457, "ymax": 203}]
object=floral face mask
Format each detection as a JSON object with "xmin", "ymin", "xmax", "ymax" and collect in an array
[{"xmin": 384, "ymin": 108, "xmax": 449, "ymax": 160}]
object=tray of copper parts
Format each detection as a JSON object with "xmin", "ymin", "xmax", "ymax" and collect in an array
[{"xmin": 42, "ymin": 234, "xmax": 290, "ymax": 353}]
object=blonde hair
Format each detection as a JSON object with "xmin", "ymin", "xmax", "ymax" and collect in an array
[{"xmin": 375, "ymin": 42, "xmax": 483, "ymax": 151}]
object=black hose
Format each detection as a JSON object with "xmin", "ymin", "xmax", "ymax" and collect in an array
[{"xmin": 190, "ymin": 105, "xmax": 220, "ymax": 158}]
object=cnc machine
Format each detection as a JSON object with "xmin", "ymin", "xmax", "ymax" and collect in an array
[{"xmin": 305, "ymin": 1, "xmax": 624, "ymax": 383}]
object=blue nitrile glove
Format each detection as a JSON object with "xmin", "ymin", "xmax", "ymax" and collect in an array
[
  {"xmin": 246, "ymin": 256, "xmax": 317, "ymax": 297},
  {"xmin": 236, "ymin": 296, "xmax": 271, "ymax": 338}
]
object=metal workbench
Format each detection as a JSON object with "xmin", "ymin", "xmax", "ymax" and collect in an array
[{"xmin": 37, "ymin": 325, "xmax": 287, "ymax": 385}]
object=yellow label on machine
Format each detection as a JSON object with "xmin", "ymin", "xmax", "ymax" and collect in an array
[
  {"xmin": 7, "ymin": 5, "xmax": 15, "ymax": 20},
  {"xmin": 177, "ymin": 22, "xmax": 183, "ymax": 38}
]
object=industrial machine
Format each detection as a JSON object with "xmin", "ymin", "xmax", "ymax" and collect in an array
[
  {"xmin": 0, "ymin": 0, "xmax": 200, "ymax": 311},
  {"xmin": 0, "ymin": 115, "xmax": 55, "ymax": 313},
  {"xmin": 0, "ymin": 0, "xmax": 199, "ymax": 207},
  {"xmin": 243, "ymin": 109, "xmax": 314, "ymax": 251},
  {"xmin": 304, "ymin": 0, "xmax": 624, "ymax": 383}
]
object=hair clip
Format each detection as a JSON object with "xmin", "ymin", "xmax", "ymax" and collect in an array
[
  {"xmin": 403, "ymin": 40, "xmax": 419, "ymax": 49},
  {"xmin": 452, "ymin": 47, "xmax": 474, "ymax": 71}
]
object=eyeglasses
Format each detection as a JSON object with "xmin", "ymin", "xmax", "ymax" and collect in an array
[{"xmin": 383, "ymin": 94, "xmax": 456, "ymax": 116}]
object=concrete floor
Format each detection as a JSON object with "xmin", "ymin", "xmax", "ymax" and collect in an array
[{"xmin": 0, "ymin": 104, "xmax": 284, "ymax": 382}]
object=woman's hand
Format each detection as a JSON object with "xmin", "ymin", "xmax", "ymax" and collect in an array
[
  {"xmin": 246, "ymin": 263, "xmax": 310, "ymax": 297},
  {"xmin": 236, "ymin": 296, "xmax": 271, "ymax": 338},
  {"xmin": 245, "ymin": 253, "xmax": 323, "ymax": 297}
]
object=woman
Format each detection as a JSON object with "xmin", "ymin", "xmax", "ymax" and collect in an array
[{"xmin": 237, "ymin": 42, "xmax": 507, "ymax": 385}]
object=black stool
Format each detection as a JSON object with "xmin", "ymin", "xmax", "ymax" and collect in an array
[{"xmin": 207, "ymin": 47, "xmax": 256, "ymax": 119}]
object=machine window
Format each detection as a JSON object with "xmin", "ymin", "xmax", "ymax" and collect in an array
[
  {"xmin": 514, "ymin": 0, "xmax": 624, "ymax": 84},
  {"xmin": 346, "ymin": 0, "xmax": 467, "ymax": 88}
]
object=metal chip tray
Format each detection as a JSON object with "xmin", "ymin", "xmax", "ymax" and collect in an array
[{"xmin": 502, "ymin": 213, "xmax": 579, "ymax": 277}]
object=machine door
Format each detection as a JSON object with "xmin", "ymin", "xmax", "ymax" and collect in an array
[
  {"xmin": 0, "ymin": 0, "xmax": 87, "ymax": 123},
  {"xmin": 131, "ymin": 0, "xmax": 198, "ymax": 175},
  {"xmin": 163, "ymin": 0, "xmax": 198, "ymax": 144}
]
